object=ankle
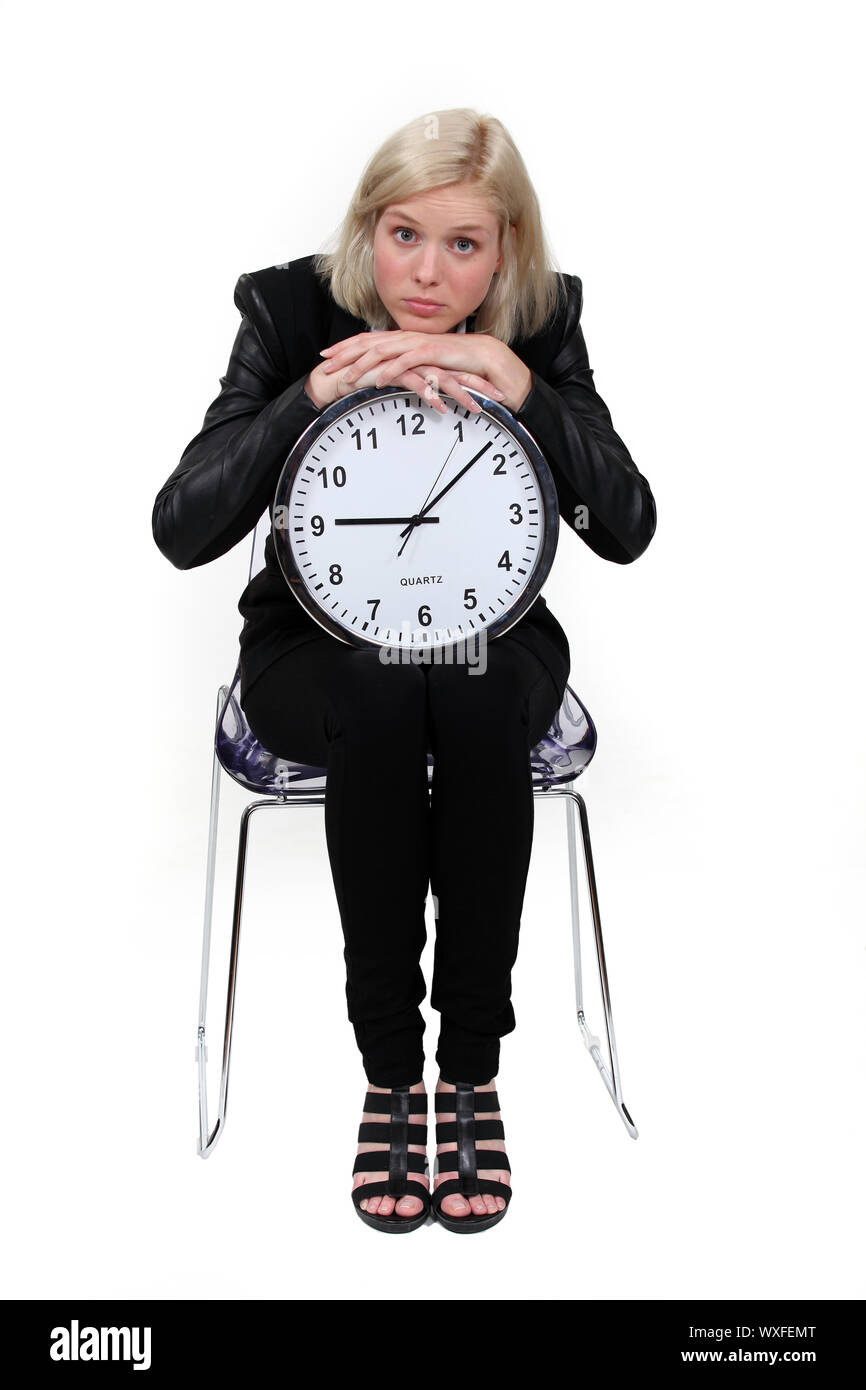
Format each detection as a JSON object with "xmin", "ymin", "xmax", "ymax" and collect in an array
[
  {"xmin": 365, "ymin": 1080, "xmax": 426, "ymax": 1094},
  {"xmin": 436, "ymin": 1075, "xmax": 496, "ymax": 1090}
]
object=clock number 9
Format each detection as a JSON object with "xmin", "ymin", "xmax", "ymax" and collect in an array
[{"xmin": 311, "ymin": 515, "xmax": 325, "ymax": 536}]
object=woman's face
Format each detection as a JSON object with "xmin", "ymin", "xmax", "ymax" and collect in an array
[{"xmin": 372, "ymin": 181, "xmax": 509, "ymax": 332}]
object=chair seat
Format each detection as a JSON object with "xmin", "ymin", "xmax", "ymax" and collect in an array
[{"xmin": 215, "ymin": 668, "xmax": 597, "ymax": 797}]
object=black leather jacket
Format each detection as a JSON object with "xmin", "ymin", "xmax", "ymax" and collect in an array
[{"xmin": 152, "ymin": 257, "xmax": 656, "ymax": 703}]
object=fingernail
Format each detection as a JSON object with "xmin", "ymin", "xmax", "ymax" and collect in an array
[{"xmin": 494, "ymin": 389, "xmax": 505, "ymax": 398}]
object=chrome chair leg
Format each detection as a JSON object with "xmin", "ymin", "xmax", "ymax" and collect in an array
[
  {"xmin": 552, "ymin": 786, "xmax": 638, "ymax": 1139},
  {"xmin": 197, "ymin": 788, "xmax": 326, "ymax": 1156},
  {"xmin": 197, "ymin": 688, "xmax": 227, "ymax": 1156}
]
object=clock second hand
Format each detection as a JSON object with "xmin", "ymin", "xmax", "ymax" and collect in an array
[{"xmin": 396, "ymin": 439, "xmax": 494, "ymax": 559}]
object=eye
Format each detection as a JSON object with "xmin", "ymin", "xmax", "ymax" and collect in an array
[{"xmin": 392, "ymin": 227, "xmax": 478, "ymax": 253}]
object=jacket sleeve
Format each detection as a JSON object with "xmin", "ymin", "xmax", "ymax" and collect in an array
[
  {"xmin": 515, "ymin": 275, "xmax": 656, "ymax": 563},
  {"xmin": 151, "ymin": 273, "xmax": 322, "ymax": 570}
]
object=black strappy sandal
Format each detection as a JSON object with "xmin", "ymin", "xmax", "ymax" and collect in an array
[
  {"xmin": 432, "ymin": 1081, "xmax": 513, "ymax": 1232},
  {"xmin": 351, "ymin": 1084, "xmax": 431, "ymax": 1233}
]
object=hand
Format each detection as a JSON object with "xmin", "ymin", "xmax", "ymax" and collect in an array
[
  {"xmin": 306, "ymin": 352, "xmax": 459, "ymax": 411},
  {"xmin": 315, "ymin": 329, "xmax": 532, "ymax": 413},
  {"xmin": 306, "ymin": 354, "xmax": 487, "ymax": 414}
]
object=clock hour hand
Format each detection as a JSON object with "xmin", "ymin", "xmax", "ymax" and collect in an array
[
  {"xmin": 334, "ymin": 516, "xmax": 440, "ymax": 525},
  {"xmin": 396, "ymin": 440, "xmax": 494, "ymax": 558}
]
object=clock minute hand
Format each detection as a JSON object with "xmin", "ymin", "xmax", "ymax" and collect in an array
[{"xmin": 397, "ymin": 440, "xmax": 495, "ymax": 550}]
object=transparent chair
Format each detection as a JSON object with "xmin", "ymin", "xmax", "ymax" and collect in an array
[{"xmin": 197, "ymin": 511, "xmax": 639, "ymax": 1156}]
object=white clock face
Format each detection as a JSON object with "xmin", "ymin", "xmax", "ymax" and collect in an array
[{"xmin": 273, "ymin": 388, "xmax": 557, "ymax": 651}]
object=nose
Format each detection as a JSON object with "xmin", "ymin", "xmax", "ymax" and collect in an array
[{"xmin": 411, "ymin": 247, "xmax": 444, "ymax": 288}]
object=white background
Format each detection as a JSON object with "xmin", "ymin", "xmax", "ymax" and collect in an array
[{"xmin": 2, "ymin": 0, "xmax": 863, "ymax": 1301}]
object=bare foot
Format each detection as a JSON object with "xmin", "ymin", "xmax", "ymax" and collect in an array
[
  {"xmin": 434, "ymin": 1077, "xmax": 510, "ymax": 1219},
  {"xmin": 353, "ymin": 1081, "xmax": 430, "ymax": 1219}
]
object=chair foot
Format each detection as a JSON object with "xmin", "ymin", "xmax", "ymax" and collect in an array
[
  {"xmin": 548, "ymin": 786, "xmax": 640, "ymax": 1141},
  {"xmin": 577, "ymin": 1010, "xmax": 638, "ymax": 1138}
]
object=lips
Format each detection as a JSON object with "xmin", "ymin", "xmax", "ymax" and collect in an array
[{"xmin": 405, "ymin": 298, "xmax": 443, "ymax": 308}]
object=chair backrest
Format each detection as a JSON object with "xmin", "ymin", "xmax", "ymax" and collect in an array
[{"xmin": 249, "ymin": 508, "xmax": 271, "ymax": 583}]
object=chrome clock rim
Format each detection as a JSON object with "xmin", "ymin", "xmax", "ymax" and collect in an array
[{"xmin": 271, "ymin": 385, "xmax": 559, "ymax": 653}]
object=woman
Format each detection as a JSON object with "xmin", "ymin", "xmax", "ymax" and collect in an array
[{"xmin": 152, "ymin": 108, "xmax": 656, "ymax": 1234}]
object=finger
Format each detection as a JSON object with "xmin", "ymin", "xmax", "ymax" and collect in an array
[
  {"xmin": 455, "ymin": 372, "xmax": 506, "ymax": 401},
  {"xmin": 435, "ymin": 373, "xmax": 484, "ymax": 414},
  {"xmin": 321, "ymin": 332, "xmax": 402, "ymax": 374},
  {"xmin": 338, "ymin": 339, "xmax": 426, "ymax": 383},
  {"xmin": 401, "ymin": 369, "xmax": 449, "ymax": 413},
  {"xmin": 321, "ymin": 329, "xmax": 419, "ymax": 357},
  {"xmin": 319, "ymin": 332, "xmax": 388, "ymax": 357},
  {"xmin": 375, "ymin": 347, "xmax": 448, "ymax": 387},
  {"xmin": 322, "ymin": 347, "xmax": 380, "ymax": 378},
  {"xmin": 409, "ymin": 368, "xmax": 483, "ymax": 415},
  {"xmin": 322, "ymin": 331, "xmax": 428, "ymax": 374},
  {"xmin": 335, "ymin": 365, "xmax": 381, "ymax": 397}
]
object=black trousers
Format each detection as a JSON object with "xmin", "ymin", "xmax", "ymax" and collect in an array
[{"xmin": 242, "ymin": 629, "xmax": 566, "ymax": 1086}]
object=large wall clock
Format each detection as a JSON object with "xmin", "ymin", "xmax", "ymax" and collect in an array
[{"xmin": 271, "ymin": 386, "xmax": 559, "ymax": 654}]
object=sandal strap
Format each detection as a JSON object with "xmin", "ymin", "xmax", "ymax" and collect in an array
[
  {"xmin": 352, "ymin": 1086, "xmax": 428, "ymax": 1196},
  {"xmin": 433, "ymin": 1082, "xmax": 510, "ymax": 1197},
  {"xmin": 435, "ymin": 1118, "xmax": 504, "ymax": 1143},
  {"xmin": 434, "ymin": 1089, "xmax": 500, "ymax": 1113},
  {"xmin": 352, "ymin": 1175, "xmax": 431, "ymax": 1208},
  {"xmin": 363, "ymin": 1089, "xmax": 427, "ymax": 1114},
  {"xmin": 353, "ymin": 1150, "xmax": 428, "ymax": 1177},
  {"xmin": 435, "ymin": 1148, "xmax": 511, "ymax": 1175},
  {"xmin": 357, "ymin": 1121, "xmax": 427, "ymax": 1145}
]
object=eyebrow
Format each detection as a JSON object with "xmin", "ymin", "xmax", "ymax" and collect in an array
[{"xmin": 385, "ymin": 209, "xmax": 491, "ymax": 234}]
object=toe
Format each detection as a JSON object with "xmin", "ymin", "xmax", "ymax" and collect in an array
[
  {"xmin": 396, "ymin": 1195, "xmax": 422, "ymax": 1217},
  {"xmin": 442, "ymin": 1194, "xmax": 470, "ymax": 1217}
]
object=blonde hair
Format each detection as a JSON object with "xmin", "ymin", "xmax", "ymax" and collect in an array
[{"xmin": 311, "ymin": 108, "xmax": 568, "ymax": 344}]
